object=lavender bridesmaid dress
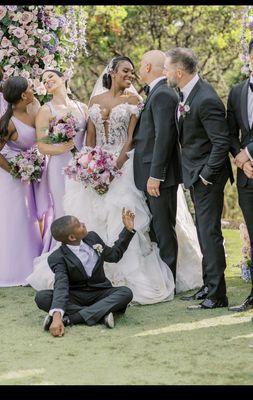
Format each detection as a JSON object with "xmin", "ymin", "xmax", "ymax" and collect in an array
[
  {"xmin": 41, "ymin": 100, "xmax": 87, "ymax": 251},
  {"xmin": 0, "ymin": 117, "xmax": 43, "ymax": 286}
]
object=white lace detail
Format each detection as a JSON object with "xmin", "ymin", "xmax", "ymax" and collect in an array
[{"xmin": 88, "ymin": 103, "xmax": 140, "ymax": 155}]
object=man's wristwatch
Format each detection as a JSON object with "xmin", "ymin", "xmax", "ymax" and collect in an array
[{"xmin": 128, "ymin": 229, "xmax": 136, "ymax": 234}]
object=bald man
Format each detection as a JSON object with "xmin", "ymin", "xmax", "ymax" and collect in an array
[{"xmin": 133, "ymin": 50, "xmax": 182, "ymax": 285}]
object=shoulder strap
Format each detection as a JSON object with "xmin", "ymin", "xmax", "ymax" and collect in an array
[
  {"xmin": 74, "ymin": 100, "xmax": 86, "ymax": 118},
  {"xmin": 45, "ymin": 101, "xmax": 55, "ymax": 116}
]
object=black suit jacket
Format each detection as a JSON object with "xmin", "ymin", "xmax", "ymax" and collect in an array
[
  {"xmin": 47, "ymin": 228, "xmax": 135, "ymax": 312},
  {"xmin": 227, "ymin": 78, "xmax": 253, "ymax": 187},
  {"xmin": 177, "ymin": 77, "xmax": 233, "ymax": 188},
  {"xmin": 133, "ymin": 78, "xmax": 182, "ymax": 191}
]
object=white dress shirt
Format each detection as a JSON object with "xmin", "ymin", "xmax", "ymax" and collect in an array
[
  {"xmin": 245, "ymin": 75, "xmax": 253, "ymax": 161},
  {"xmin": 49, "ymin": 242, "xmax": 98, "ymax": 318},
  {"xmin": 177, "ymin": 73, "xmax": 200, "ymax": 120},
  {"xmin": 149, "ymin": 76, "xmax": 166, "ymax": 92}
]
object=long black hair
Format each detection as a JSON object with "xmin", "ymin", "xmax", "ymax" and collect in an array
[
  {"xmin": 0, "ymin": 76, "xmax": 28, "ymax": 141},
  {"xmin": 42, "ymin": 69, "xmax": 76, "ymax": 100},
  {"xmin": 102, "ymin": 56, "xmax": 135, "ymax": 90}
]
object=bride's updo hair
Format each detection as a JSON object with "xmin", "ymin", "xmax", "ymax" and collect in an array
[{"xmin": 102, "ymin": 56, "xmax": 135, "ymax": 89}]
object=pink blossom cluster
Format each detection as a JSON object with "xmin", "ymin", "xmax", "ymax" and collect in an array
[
  {"xmin": 64, "ymin": 146, "xmax": 122, "ymax": 195},
  {"xmin": 47, "ymin": 113, "xmax": 79, "ymax": 142},
  {"xmin": 0, "ymin": 6, "xmax": 87, "ymax": 96},
  {"xmin": 9, "ymin": 146, "xmax": 45, "ymax": 182}
]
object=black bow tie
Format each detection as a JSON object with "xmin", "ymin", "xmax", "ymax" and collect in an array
[
  {"xmin": 249, "ymin": 82, "xmax": 253, "ymax": 92},
  {"xmin": 143, "ymin": 85, "xmax": 150, "ymax": 96},
  {"xmin": 178, "ymin": 90, "xmax": 184, "ymax": 102}
]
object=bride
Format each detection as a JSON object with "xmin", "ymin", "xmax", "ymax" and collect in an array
[{"xmin": 27, "ymin": 56, "xmax": 203, "ymax": 304}]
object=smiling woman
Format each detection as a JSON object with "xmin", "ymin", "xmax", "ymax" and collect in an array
[{"xmin": 33, "ymin": 69, "xmax": 88, "ymax": 252}]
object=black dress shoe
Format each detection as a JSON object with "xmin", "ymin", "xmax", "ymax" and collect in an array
[
  {"xmin": 62, "ymin": 315, "xmax": 72, "ymax": 327},
  {"xmin": 103, "ymin": 312, "xmax": 115, "ymax": 329},
  {"xmin": 228, "ymin": 296, "xmax": 253, "ymax": 312},
  {"xmin": 43, "ymin": 314, "xmax": 71, "ymax": 331},
  {"xmin": 180, "ymin": 285, "xmax": 208, "ymax": 301},
  {"xmin": 187, "ymin": 296, "xmax": 228, "ymax": 310},
  {"xmin": 43, "ymin": 314, "xmax": 53, "ymax": 331}
]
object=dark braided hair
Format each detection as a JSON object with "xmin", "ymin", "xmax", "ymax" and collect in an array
[
  {"xmin": 0, "ymin": 76, "xmax": 28, "ymax": 141},
  {"xmin": 102, "ymin": 56, "xmax": 135, "ymax": 89}
]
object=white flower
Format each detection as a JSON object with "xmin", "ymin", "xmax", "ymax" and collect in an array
[
  {"xmin": 92, "ymin": 244, "xmax": 104, "ymax": 255},
  {"xmin": 184, "ymin": 104, "xmax": 190, "ymax": 113}
]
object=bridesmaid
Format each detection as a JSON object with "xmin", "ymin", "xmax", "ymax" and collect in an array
[
  {"xmin": 0, "ymin": 77, "xmax": 44, "ymax": 286},
  {"xmin": 36, "ymin": 69, "xmax": 88, "ymax": 250}
]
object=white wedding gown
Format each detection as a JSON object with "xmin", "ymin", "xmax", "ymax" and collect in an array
[{"xmin": 27, "ymin": 102, "xmax": 203, "ymax": 304}]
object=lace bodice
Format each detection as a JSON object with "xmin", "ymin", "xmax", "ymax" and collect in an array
[{"xmin": 88, "ymin": 103, "xmax": 140, "ymax": 155}]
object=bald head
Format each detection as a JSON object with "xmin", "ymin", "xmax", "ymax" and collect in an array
[
  {"xmin": 143, "ymin": 50, "xmax": 166, "ymax": 70},
  {"xmin": 139, "ymin": 50, "xmax": 166, "ymax": 84}
]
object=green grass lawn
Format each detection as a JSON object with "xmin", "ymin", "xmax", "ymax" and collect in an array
[{"xmin": 0, "ymin": 229, "xmax": 252, "ymax": 385}]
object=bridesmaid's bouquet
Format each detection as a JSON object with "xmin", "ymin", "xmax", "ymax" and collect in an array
[
  {"xmin": 41, "ymin": 113, "xmax": 79, "ymax": 154},
  {"xmin": 9, "ymin": 146, "xmax": 45, "ymax": 183},
  {"xmin": 64, "ymin": 146, "xmax": 122, "ymax": 195}
]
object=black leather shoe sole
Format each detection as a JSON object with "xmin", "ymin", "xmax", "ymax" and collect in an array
[
  {"xmin": 228, "ymin": 304, "xmax": 253, "ymax": 312},
  {"xmin": 187, "ymin": 298, "xmax": 228, "ymax": 310},
  {"xmin": 43, "ymin": 315, "xmax": 53, "ymax": 331}
]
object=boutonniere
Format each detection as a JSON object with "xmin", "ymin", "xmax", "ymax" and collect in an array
[
  {"xmin": 179, "ymin": 103, "xmax": 191, "ymax": 118},
  {"xmin": 137, "ymin": 102, "xmax": 145, "ymax": 115},
  {"xmin": 92, "ymin": 243, "xmax": 104, "ymax": 255}
]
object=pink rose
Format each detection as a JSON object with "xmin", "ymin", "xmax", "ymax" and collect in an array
[
  {"xmin": 42, "ymin": 34, "xmax": 51, "ymax": 42},
  {"xmin": 0, "ymin": 6, "xmax": 7, "ymax": 20},
  {"xmin": 19, "ymin": 11, "xmax": 33, "ymax": 25},
  {"xmin": 7, "ymin": 6, "xmax": 17, "ymax": 12},
  {"xmin": 1, "ymin": 36, "xmax": 11, "ymax": 48},
  {"xmin": 27, "ymin": 47, "xmax": 37, "ymax": 56},
  {"xmin": 12, "ymin": 27, "xmax": 26, "ymax": 39}
]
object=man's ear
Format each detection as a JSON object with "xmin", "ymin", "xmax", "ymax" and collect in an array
[
  {"xmin": 146, "ymin": 63, "xmax": 152, "ymax": 73},
  {"xmin": 68, "ymin": 234, "xmax": 76, "ymax": 242}
]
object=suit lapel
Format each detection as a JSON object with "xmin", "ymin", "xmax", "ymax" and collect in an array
[
  {"xmin": 144, "ymin": 78, "xmax": 167, "ymax": 108},
  {"xmin": 184, "ymin": 78, "xmax": 202, "ymax": 107},
  {"xmin": 241, "ymin": 78, "xmax": 250, "ymax": 133},
  {"xmin": 177, "ymin": 78, "xmax": 202, "ymax": 139},
  {"xmin": 61, "ymin": 244, "xmax": 88, "ymax": 279}
]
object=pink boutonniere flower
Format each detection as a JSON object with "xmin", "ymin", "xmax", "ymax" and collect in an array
[{"xmin": 179, "ymin": 103, "xmax": 191, "ymax": 118}]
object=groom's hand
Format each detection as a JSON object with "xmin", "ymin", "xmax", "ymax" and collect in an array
[
  {"xmin": 49, "ymin": 312, "xmax": 65, "ymax": 337},
  {"xmin": 122, "ymin": 208, "xmax": 135, "ymax": 232},
  {"xmin": 147, "ymin": 177, "xmax": 160, "ymax": 197}
]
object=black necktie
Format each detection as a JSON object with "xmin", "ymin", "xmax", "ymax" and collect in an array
[
  {"xmin": 178, "ymin": 90, "xmax": 184, "ymax": 102},
  {"xmin": 249, "ymin": 82, "xmax": 253, "ymax": 92},
  {"xmin": 143, "ymin": 85, "xmax": 150, "ymax": 96}
]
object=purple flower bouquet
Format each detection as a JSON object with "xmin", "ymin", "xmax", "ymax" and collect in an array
[
  {"xmin": 9, "ymin": 146, "xmax": 45, "ymax": 183},
  {"xmin": 41, "ymin": 112, "xmax": 79, "ymax": 154},
  {"xmin": 64, "ymin": 146, "xmax": 122, "ymax": 195}
]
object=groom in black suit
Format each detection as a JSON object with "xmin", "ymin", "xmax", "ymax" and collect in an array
[
  {"xmin": 133, "ymin": 50, "xmax": 182, "ymax": 284},
  {"xmin": 226, "ymin": 39, "xmax": 253, "ymax": 312},
  {"xmin": 164, "ymin": 47, "xmax": 233, "ymax": 309},
  {"xmin": 35, "ymin": 209, "xmax": 135, "ymax": 337}
]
